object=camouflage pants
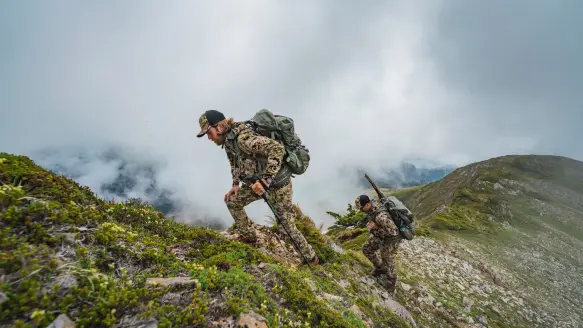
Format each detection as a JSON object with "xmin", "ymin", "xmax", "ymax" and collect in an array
[
  {"xmin": 362, "ymin": 234, "xmax": 401, "ymax": 280},
  {"xmin": 225, "ymin": 180, "xmax": 316, "ymax": 261}
]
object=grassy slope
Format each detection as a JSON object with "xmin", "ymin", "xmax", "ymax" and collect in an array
[
  {"xmin": 0, "ymin": 153, "xmax": 416, "ymax": 328},
  {"xmin": 395, "ymin": 155, "xmax": 583, "ymax": 326}
]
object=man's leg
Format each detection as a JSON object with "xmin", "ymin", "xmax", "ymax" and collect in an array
[
  {"xmin": 380, "ymin": 240, "xmax": 401, "ymax": 292},
  {"xmin": 225, "ymin": 184, "xmax": 261, "ymax": 243},
  {"xmin": 267, "ymin": 181, "xmax": 317, "ymax": 263},
  {"xmin": 362, "ymin": 234, "xmax": 385, "ymax": 276}
]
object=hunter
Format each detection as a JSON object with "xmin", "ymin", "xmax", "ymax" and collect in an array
[
  {"xmin": 196, "ymin": 109, "xmax": 319, "ymax": 265},
  {"xmin": 355, "ymin": 194, "xmax": 402, "ymax": 292}
]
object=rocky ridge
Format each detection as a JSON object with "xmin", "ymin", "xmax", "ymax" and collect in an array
[{"xmin": 3, "ymin": 152, "xmax": 582, "ymax": 327}]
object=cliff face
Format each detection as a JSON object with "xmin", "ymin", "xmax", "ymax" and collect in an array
[{"xmin": 328, "ymin": 154, "xmax": 583, "ymax": 328}]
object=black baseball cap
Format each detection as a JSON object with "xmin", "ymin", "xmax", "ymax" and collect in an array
[
  {"xmin": 358, "ymin": 195, "xmax": 370, "ymax": 207},
  {"xmin": 197, "ymin": 110, "xmax": 226, "ymax": 138}
]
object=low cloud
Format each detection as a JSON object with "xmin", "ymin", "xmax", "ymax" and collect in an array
[{"xmin": 1, "ymin": 1, "xmax": 581, "ymax": 228}]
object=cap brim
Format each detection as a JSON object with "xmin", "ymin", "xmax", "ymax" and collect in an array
[{"xmin": 196, "ymin": 127, "xmax": 210, "ymax": 138}]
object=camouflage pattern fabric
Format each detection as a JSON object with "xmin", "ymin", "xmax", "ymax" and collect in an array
[
  {"xmin": 356, "ymin": 197, "xmax": 402, "ymax": 289},
  {"xmin": 224, "ymin": 122, "xmax": 285, "ymax": 186},
  {"xmin": 197, "ymin": 113, "xmax": 210, "ymax": 136},
  {"xmin": 362, "ymin": 235, "xmax": 401, "ymax": 279},
  {"xmin": 225, "ymin": 179, "xmax": 316, "ymax": 261},
  {"xmin": 358, "ymin": 199, "xmax": 401, "ymax": 239}
]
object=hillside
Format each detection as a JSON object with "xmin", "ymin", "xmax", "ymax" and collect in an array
[
  {"xmin": 0, "ymin": 153, "xmax": 420, "ymax": 328},
  {"xmin": 328, "ymin": 154, "xmax": 583, "ymax": 328},
  {"xmin": 2, "ymin": 153, "xmax": 582, "ymax": 328}
]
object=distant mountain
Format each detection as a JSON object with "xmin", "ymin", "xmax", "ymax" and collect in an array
[
  {"xmin": 357, "ymin": 161, "xmax": 456, "ymax": 189},
  {"xmin": 31, "ymin": 147, "xmax": 180, "ymax": 216}
]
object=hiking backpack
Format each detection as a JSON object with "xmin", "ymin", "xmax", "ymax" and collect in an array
[
  {"xmin": 380, "ymin": 196, "xmax": 416, "ymax": 240},
  {"xmin": 245, "ymin": 109, "xmax": 311, "ymax": 176}
]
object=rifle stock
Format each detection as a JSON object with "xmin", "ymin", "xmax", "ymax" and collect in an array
[{"xmin": 364, "ymin": 173, "xmax": 385, "ymax": 200}]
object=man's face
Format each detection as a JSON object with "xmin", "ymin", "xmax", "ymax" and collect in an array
[
  {"xmin": 362, "ymin": 202, "xmax": 372, "ymax": 212},
  {"xmin": 206, "ymin": 126, "xmax": 225, "ymax": 145}
]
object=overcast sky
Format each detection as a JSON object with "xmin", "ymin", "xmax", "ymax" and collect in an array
[{"xmin": 1, "ymin": 1, "xmax": 582, "ymax": 228}]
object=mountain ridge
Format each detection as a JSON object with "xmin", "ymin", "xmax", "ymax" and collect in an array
[
  {"xmin": 1, "ymin": 152, "xmax": 582, "ymax": 328},
  {"xmin": 331, "ymin": 154, "xmax": 583, "ymax": 328}
]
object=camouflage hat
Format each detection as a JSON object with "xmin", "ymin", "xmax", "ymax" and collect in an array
[
  {"xmin": 196, "ymin": 110, "xmax": 226, "ymax": 138},
  {"xmin": 355, "ymin": 194, "xmax": 370, "ymax": 210}
]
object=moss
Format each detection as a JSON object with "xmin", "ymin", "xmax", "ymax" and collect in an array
[
  {"xmin": 268, "ymin": 265, "xmax": 365, "ymax": 328},
  {"xmin": 355, "ymin": 297, "xmax": 412, "ymax": 328},
  {"xmin": 285, "ymin": 205, "xmax": 340, "ymax": 263},
  {"xmin": 0, "ymin": 153, "xmax": 99, "ymax": 206},
  {"xmin": 2, "ymin": 153, "xmax": 419, "ymax": 327},
  {"xmin": 340, "ymin": 231, "xmax": 370, "ymax": 251}
]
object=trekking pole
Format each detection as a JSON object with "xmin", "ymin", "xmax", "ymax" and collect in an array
[
  {"xmin": 246, "ymin": 176, "xmax": 312, "ymax": 267},
  {"xmin": 260, "ymin": 193, "xmax": 311, "ymax": 268}
]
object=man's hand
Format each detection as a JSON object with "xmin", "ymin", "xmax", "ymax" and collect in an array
[
  {"xmin": 366, "ymin": 221, "xmax": 376, "ymax": 231},
  {"xmin": 224, "ymin": 185, "xmax": 240, "ymax": 202},
  {"xmin": 251, "ymin": 178, "xmax": 270, "ymax": 196}
]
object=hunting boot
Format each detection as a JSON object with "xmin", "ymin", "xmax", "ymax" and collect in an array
[
  {"xmin": 371, "ymin": 267, "xmax": 387, "ymax": 277},
  {"xmin": 386, "ymin": 276, "xmax": 397, "ymax": 293},
  {"xmin": 237, "ymin": 224, "xmax": 258, "ymax": 244}
]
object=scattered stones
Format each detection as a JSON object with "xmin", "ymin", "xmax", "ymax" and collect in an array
[
  {"xmin": 383, "ymin": 297, "xmax": 417, "ymax": 327},
  {"xmin": 221, "ymin": 224, "xmax": 302, "ymax": 266},
  {"xmin": 396, "ymin": 236, "xmax": 567, "ymax": 327}
]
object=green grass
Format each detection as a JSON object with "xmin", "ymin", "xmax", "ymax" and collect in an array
[{"xmin": 2, "ymin": 153, "xmax": 420, "ymax": 328}]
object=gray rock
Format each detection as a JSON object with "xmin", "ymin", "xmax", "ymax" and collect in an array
[
  {"xmin": 463, "ymin": 297, "xmax": 474, "ymax": 312},
  {"xmin": 160, "ymin": 292, "xmax": 182, "ymax": 306},
  {"xmin": 59, "ymin": 233, "xmax": 77, "ymax": 245},
  {"xmin": 46, "ymin": 314, "xmax": 75, "ymax": 328},
  {"xmin": 322, "ymin": 292, "xmax": 343, "ymax": 303},
  {"xmin": 328, "ymin": 242, "xmax": 345, "ymax": 254},
  {"xmin": 111, "ymin": 315, "xmax": 157, "ymax": 328},
  {"xmin": 477, "ymin": 315, "xmax": 488, "ymax": 325},
  {"xmin": 257, "ymin": 262, "xmax": 269, "ymax": 270},
  {"xmin": 145, "ymin": 277, "xmax": 197, "ymax": 289},
  {"xmin": 236, "ymin": 311, "xmax": 268, "ymax": 328},
  {"xmin": 383, "ymin": 297, "xmax": 417, "ymax": 327}
]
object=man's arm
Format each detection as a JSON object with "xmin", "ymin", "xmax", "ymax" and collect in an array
[{"xmin": 237, "ymin": 129, "xmax": 285, "ymax": 179}]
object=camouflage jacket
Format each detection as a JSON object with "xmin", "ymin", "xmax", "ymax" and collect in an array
[
  {"xmin": 223, "ymin": 122, "xmax": 285, "ymax": 186},
  {"xmin": 364, "ymin": 200, "xmax": 400, "ymax": 240}
]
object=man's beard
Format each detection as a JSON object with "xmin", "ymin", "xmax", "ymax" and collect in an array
[{"xmin": 214, "ymin": 135, "xmax": 226, "ymax": 146}]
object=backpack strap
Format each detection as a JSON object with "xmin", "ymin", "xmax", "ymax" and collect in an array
[{"xmin": 227, "ymin": 123, "xmax": 292, "ymax": 188}]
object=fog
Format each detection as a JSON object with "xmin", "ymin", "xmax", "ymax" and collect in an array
[{"xmin": 1, "ymin": 1, "xmax": 581, "ymax": 228}]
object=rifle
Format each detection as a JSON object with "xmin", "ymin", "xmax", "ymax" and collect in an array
[
  {"xmin": 243, "ymin": 176, "xmax": 312, "ymax": 267},
  {"xmin": 363, "ymin": 173, "xmax": 414, "ymax": 240},
  {"xmin": 365, "ymin": 173, "xmax": 385, "ymax": 200}
]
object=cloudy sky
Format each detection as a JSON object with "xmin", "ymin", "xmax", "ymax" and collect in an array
[{"xmin": 1, "ymin": 1, "xmax": 582, "ymax": 228}]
